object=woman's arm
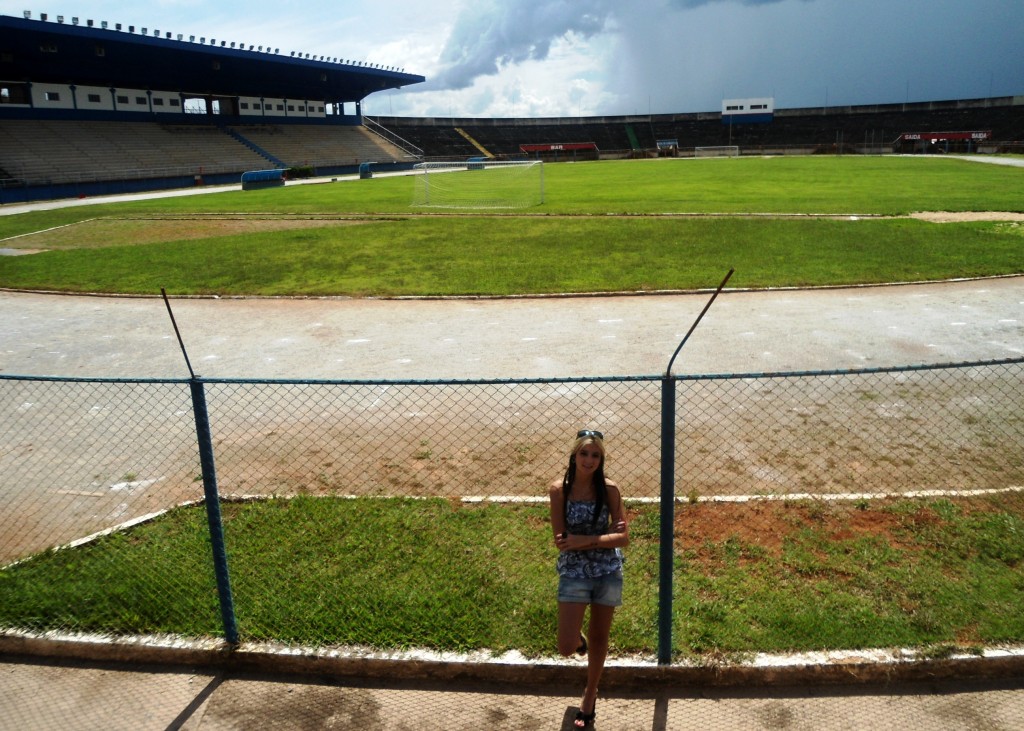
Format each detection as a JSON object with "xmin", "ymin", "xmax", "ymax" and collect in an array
[
  {"xmin": 549, "ymin": 480, "xmax": 567, "ymax": 546},
  {"xmin": 555, "ymin": 482, "xmax": 630, "ymax": 552},
  {"xmin": 607, "ymin": 482, "xmax": 629, "ymax": 548}
]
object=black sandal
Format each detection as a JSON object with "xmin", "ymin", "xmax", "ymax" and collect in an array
[
  {"xmin": 576, "ymin": 632, "xmax": 588, "ymax": 656},
  {"xmin": 574, "ymin": 702, "xmax": 596, "ymax": 728}
]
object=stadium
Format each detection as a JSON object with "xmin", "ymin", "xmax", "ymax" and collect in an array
[
  {"xmin": 2, "ymin": 8, "xmax": 1024, "ymax": 729},
  {"xmin": 1, "ymin": 11, "xmax": 1022, "ymax": 202}
]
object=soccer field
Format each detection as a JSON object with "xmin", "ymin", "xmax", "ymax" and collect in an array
[{"xmin": 0, "ymin": 156, "xmax": 1022, "ymax": 296}]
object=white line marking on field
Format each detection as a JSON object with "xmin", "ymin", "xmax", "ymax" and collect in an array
[
  {"xmin": 346, "ymin": 338, "xmax": 370, "ymax": 344},
  {"xmin": 368, "ymin": 386, "xmax": 389, "ymax": 408},
  {"xmin": 110, "ymin": 477, "xmax": 164, "ymax": 492}
]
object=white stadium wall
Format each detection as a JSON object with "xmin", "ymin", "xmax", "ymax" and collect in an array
[{"xmin": 13, "ymin": 81, "xmax": 327, "ymax": 118}]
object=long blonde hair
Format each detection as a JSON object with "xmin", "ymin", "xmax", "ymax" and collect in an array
[{"xmin": 562, "ymin": 435, "xmax": 607, "ymax": 527}]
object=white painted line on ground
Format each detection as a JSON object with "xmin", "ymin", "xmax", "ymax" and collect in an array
[{"xmin": 459, "ymin": 485, "xmax": 1024, "ymax": 505}]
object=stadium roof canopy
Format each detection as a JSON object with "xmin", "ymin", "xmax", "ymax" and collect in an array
[{"xmin": 0, "ymin": 14, "xmax": 425, "ymax": 103}]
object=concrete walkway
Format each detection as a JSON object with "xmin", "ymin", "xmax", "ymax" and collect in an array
[{"xmin": 3, "ymin": 653, "xmax": 1024, "ymax": 730}]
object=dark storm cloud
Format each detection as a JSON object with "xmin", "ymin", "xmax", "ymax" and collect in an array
[
  {"xmin": 422, "ymin": 0, "xmax": 1023, "ymax": 114},
  {"xmin": 428, "ymin": 0, "xmax": 811, "ymax": 92},
  {"xmin": 666, "ymin": 0, "xmax": 800, "ymax": 5},
  {"xmin": 429, "ymin": 0, "xmax": 617, "ymax": 90}
]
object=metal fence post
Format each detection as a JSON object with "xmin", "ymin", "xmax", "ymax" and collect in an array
[
  {"xmin": 658, "ymin": 375, "xmax": 676, "ymax": 665},
  {"xmin": 189, "ymin": 378, "xmax": 239, "ymax": 645}
]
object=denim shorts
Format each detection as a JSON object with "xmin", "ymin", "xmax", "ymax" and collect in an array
[{"xmin": 557, "ymin": 570, "xmax": 623, "ymax": 607}]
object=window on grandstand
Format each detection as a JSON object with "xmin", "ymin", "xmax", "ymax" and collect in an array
[
  {"xmin": 1, "ymin": 83, "xmax": 29, "ymax": 104},
  {"xmin": 241, "ymin": 102, "xmax": 250, "ymax": 110},
  {"xmin": 136, "ymin": 97, "xmax": 147, "ymax": 105},
  {"xmin": 276, "ymin": 104, "xmax": 284, "ymax": 111},
  {"xmin": 117, "ymin": 95, "xmax": 129, "ymax": 104},
  {"xmin": 87, "ymin": 93, "xmax": 101, "ymax": 103},
  {"xmin": 288, "ymin": 105, "xmax": 295, "ymax": 111},
  {"xmin": 170, "ymin": 99, "xmax": 180, "ymax": 107},
  {"xmin": 153, "ymin": 98, "xmax": 164, "ymax": 106},
  {"xmin": 44, "ymin": 91, "xmax": 60, "ymax": 102}
]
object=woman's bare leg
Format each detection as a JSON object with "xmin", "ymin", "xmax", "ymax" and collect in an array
[
  {"xmin": 557, "ymin": 601, "xmax": 588, "ymax": 656},
  {"xmin": 580, "ymin": 604, "xmax": 615, "ymax": 714}
]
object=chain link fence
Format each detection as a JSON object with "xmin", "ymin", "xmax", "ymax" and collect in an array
[{"xmin": 1, "ymin": 357, "xmax": 1022, "ymax": 660}]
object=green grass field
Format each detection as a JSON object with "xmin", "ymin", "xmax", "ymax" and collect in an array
[
  {"xmin": 1, "ymin": 156, "xmax": 1022, "ymax": 295},
  {"xmin": 2, "ymin": 155, "xmax": 1023, "ymax": 661}
]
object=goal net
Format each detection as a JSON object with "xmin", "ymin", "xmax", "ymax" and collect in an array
[
  {"xmin": 411, "ymin": 159, "xmax": 544, "ymax": 209},
  {"xmin": 694, "ymin": 146, "xmax": 740, "ymax": 158}
]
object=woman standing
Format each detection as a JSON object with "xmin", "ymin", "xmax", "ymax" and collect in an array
[{"xmin": 550, "ymin": 429, "xmax": 629, "ymax": 729}]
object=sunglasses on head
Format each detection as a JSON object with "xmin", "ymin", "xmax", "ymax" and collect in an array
[{"xmin": 577, "ymin": 429, "xmax": 604, "ymax": 440}]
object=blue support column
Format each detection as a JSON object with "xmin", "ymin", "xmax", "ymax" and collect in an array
[
  {"xmin": 658, "ymin": 376, "xmax": 677, "ymax": 665},
  {"xmin": 189, "ymin": 378, "xmax": 239, "ymax": 645}
]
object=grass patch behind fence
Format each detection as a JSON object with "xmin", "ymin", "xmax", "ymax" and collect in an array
[{"xmin": 1, "ymin": 495, "xmax": 1022, "ymax": 659}]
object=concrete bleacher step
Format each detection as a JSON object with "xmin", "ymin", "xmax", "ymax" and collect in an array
[
  {"xmin": 0, "ymin": 120, "xmax": 272, "ymax": 184},
  {"xmin": 225, "ymin": 124, "xmax": 407, "ymax": 168}
]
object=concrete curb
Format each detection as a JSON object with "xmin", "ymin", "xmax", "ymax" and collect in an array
[{"xmin": 4, "ymin": 632, "xmax": 1024, "ymax": 690}]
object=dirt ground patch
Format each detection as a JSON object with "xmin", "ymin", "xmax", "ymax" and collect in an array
[
  {"xmin": 909, "ymin": 211, "xmax": 1024, "ymax": 223},
  {"xmin": 1, "ymin": 216, "xmax": 379, "ymax": 251},
  {"xmin": 672, "ymin": 499, "xmax": 924, "ymax": 558}
]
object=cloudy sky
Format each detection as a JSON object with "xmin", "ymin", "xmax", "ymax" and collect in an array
[{"xmin": 4, "ymin": 0, "xmax": 1022, "ymax": 118}]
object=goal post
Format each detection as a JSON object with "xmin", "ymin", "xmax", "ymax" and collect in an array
[
  {"xmin": 411, "ymin": 159, "xmax": 544, "ymax": 209},
  {"xmin": 694, "ymin": 146, "xmax": 740, "ymax": 158}
]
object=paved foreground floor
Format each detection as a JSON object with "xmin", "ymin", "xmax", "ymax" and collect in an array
[{"xmin": 2, "ymin": 655, "xmax": 1024, "ymax": 731}]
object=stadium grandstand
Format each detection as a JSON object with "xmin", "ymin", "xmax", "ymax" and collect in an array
[
  {"xmin": 373, "ymin": 98, "xmax": 1022, "ymax": 162},
  {"xmin": 0, "ymin": 11, "xmax": 426, "ymax": 202},
  {"xmin": 1, "ymin": 10, "xmax": 1022, "ymax": 204}
]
